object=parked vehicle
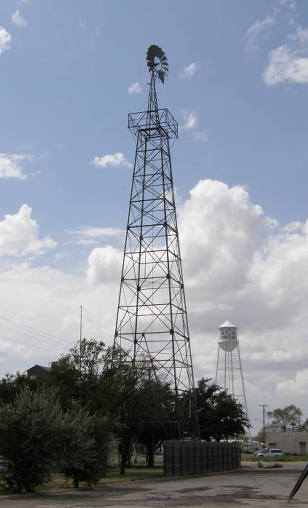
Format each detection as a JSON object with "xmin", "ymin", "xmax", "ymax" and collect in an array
[
  {"xmin": 254, "ymin": 447, "xmax": 268, "ymax": 456},
  {"xmin": 255, "ymin": 448, "xmax": 283, "ymax": 458}
]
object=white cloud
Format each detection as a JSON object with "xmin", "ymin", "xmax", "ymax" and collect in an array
[
  {"xmin": 0, "ymin": 153, "xmax": 30, "ymax": 180},
  {"xmin": 192, "ymin": 130, "xmax": 208, "ymax": 142},
  {"xmin": 179, "ymin": 180, "xmax": 265, "ymax": 295},
  {"xmin": 174, "ymin": 179, "xmax": 308, "ymax": 423},
  {"xmin": 180, "ymin": 112, "xmax": 198, "ymax": 131},
  {"xmin": 91, "ymin": 152, "xmax": 132, "ymax": 169},
  {"xmin": 0, "ymin": 204, "xmax": 57, "ymax": 257},
  {"xmin": 0, "ymin": 27, "xmax": 11, "ymax": 55},
  {"xmin": 245, "ymin": 16, "xmax": 275, "ymax": 55},
  {"xmin": 11, "ymin": 10, "xmax": 27, "ymax": 27},
  {"xmin": 278, "ymin": 0, "xmax": 297, "ymax": 25},
  {"xmin": 3, "ymin": 179, "xmax": 308, "ymax": 425},
  {"xmin": 179, "ymin": 62, "xmax": 200, "ymax": 79},
  {"xmin": 87, "ymin": 246, "xmax": 122, "ymax": 285},
  {"xmin": 277, "ymin": 369, "xmax": 308, "ymax": 397},
  {"xmin": 128, "ymin": 82, "xmax": 142, "ymax": 94},
  {"xmin": 68, "ymin": 226, "xmax": 124, "ymax": 239},
  {"xmin": 264, "ymin": 27, "xmax": 308, "ymax": 85},
  {"xmin": 0, "ymin": 262, "xmax": 117, "ymax": 374},
  {"xmin": 77, "ymin": 239, "xmax": 98, "ymax": 246}
]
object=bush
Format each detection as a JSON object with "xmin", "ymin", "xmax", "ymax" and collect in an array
[
  {"xmin": 0, "ymin": 386, "xmax": 65, "ymax": 492},
  {"xmin": 61, "ymin": 409, "xmax": 110, "ymax": 487}
]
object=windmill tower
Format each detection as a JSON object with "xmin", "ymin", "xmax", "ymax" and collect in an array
[
  {"xmin": 113, "ymin": 46, "xmax": 196, "ymax": 425},
  {"xmin": 215, "ymin": 321, "xmax": 249, "ymax": 417}
]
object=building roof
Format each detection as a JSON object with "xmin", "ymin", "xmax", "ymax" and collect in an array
[
  {"xmin": 27, "ymin": 364, "xmax": 51, "ymax": 373},
  {"xmin": 219, "ymin": 320, "xmax": 238, "ymax": 329}
]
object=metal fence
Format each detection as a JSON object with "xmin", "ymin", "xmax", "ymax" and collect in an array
[{"xmin": 164, "ymin": 440, "xmax": 241, "ymax": 476}]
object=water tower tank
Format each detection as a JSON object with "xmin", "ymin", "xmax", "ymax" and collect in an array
[{"xmin": 218, "ymin": 320, "xmax": 238, "ymax": 352}]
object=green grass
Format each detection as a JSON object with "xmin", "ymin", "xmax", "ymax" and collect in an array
[
  {"xmin": 242, "ymin": 455, "xmax": 308, "ymax": 462},
  {"xmin": 39, "ymin": 465, "xmax": 164, "ymax": 491}
]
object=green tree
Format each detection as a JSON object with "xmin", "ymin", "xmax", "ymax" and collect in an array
[
  {"xmin": 196, "ymin": 378, "xmax": 250, "ymax": 441},
  {"xmin": 0, "ymin": 386, "xmax": 65, "ymax": 492},
  {"xmin": 267, "ymin": 405, "xmax": 303, "ymax": 432},
  {"xmin": 61, "ymin": 407, "xmax": 110, "ymax": 488},
  {"xmin": 0, "ymin": 372, "xmax": 38, "ymax": 407},
  {"xmin": 47, "ymin": 339, "xmax": 107, "ymax": 412},
  {"xmin": 119, "ymin": 378, "xmax": 175, "ymax": 470},
  {"xmin": 138, "ymin": 380, "xmax": 177, "ymax": 467},
  {"xmin": 47, "ymin": 340, "xmax": 138, "ymax": 475},
  {"xmin": 47, "ymin": 340, "xmax": 133, "ymax": 420}
]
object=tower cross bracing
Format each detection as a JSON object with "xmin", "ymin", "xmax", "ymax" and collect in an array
[{"xmin": 114, "ymin": 46, "xmax": 195, "ymax": 397}]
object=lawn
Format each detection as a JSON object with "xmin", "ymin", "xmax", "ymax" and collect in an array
[{"xmin": 37, "ymin": 465, "xmax": 164, "ymax": 491}]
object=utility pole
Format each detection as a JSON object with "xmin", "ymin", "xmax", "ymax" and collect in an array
[
  {"xmin": 259, "ymin": 404, "xmax": 268, "ymax": 445},
  {"xmin": 79, "ymin": 305, "xmax": 83, "ymax": 373}
]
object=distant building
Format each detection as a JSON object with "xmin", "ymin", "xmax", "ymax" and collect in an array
[
  {"xmin": 266, "ymin": 432, "xmax": 308, "ymax": 455},
  {"xmin": 27, "ymin": 364, "xmax": 50, "ymax": 380}
]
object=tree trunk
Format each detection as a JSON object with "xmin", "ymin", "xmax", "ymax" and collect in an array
[
  {"xmin": 146, "ymin": 441, "xmax": 154, "ymax": 467},
  {"xmin": 119, "ymin": 437, "xmax": 131, "ymax": 475}
]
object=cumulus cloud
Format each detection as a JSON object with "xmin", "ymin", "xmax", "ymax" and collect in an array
[
  {"xmin": 180, "ymin": 112, "xmax": 198, "ymax": 130},
  {"xmin": 91, "ymin": 152, "xmax": 132, "ymax": 169},
  {"xmin": 277, "ymin": 369, "xmax": 308, "ymax": 397},
  {"xmin": 87, "ymin": 245, "xmax": 122, "ymax": 285},
  {"xmin": 0, "ymin": 262, "xmax": 117, "ymax": 374},
  {"xmin": 264, "ymin": 27, "xmax": 308, "ymax": 85},
  {"xmin": 3, "ymin": 179, "xmax": 308, "ymax": 425},
  {"xmin": 0, "ymin": 27, "xmax": 11, "ymax": 55},
  {"xmin": 245, "ymin": 16, "xmax": 275, "ymax": 55},
  {"xmin": 179, "ymin": 62, "xmax": 200, "ymax": 79},
  {"xmin": 11, "ymin": 10, "xmax": 27, "ymax": 27},
  {"xmin": 0, "ymin": 153, "xmax": 30, "ymax": 179},
  {"xmin": 0, "ymin": 204, "xmax": 57, "ymax": 257},
  {"xmin": 172, "ymin": 179, "xmax": 308, "ymax": 422},
  {"xmin": 179, "ymin": 180, "xmax": 265, "ymax": 295},
  {"xmin": 128, "ymin": 82, "xmax": 142, "ymax": 94}
]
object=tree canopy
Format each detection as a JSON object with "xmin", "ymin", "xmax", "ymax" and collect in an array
[
  {"xmin": 267, "ymin": 405, "xmax": 303, "ymax": 432},
  {"xmin": 0, "ymin": 339, "xmax": 252, "ymax": 491},
  {"xmin": 195, "ymin": 378, "xmax": 250, "ymax": 441}
]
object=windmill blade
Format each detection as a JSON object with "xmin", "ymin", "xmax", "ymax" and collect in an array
[
  {"xmin": 289, "ymin": 463, "xmax": 308, "ymax": 501},
  {"xmin": 158, "ymin": 70, "xmax": 165, "ymax": 84}
]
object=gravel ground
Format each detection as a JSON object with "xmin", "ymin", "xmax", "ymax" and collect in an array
[{"xmin": 1, "ymin": 461, "xmax": 308, "ymax": 507}]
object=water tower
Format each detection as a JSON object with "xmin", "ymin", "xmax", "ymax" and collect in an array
[{"xmin": 215, "ymin": 321, "xmax": 249, "ymax": 416}]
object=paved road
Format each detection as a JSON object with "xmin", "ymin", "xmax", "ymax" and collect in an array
[{"xmin": 1, "ymin": 462, "xmax": 308, "ymax": 507}]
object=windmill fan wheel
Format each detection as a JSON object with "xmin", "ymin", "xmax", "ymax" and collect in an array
[{"xmin": 146, "ymin": 45, "xmax": 169, "ymax": 83}]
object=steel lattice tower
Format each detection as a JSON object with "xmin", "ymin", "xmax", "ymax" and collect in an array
[{"xmin": 113, "ymin": 45, "xmax": 195, "ymax": 399}]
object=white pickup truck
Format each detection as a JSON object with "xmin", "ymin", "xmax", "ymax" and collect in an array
[{"xmin": 255, "ymin": 448, "xmax": 283, "ymax": 458}]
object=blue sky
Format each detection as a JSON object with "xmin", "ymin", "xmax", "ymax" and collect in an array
[
  {"xmin": 0, "ymin": 0, "xmax": 307, "ymax": 238},
  {"xmin": 1, "ymin": 0, "xmax": 308, "ymax": 430}
]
